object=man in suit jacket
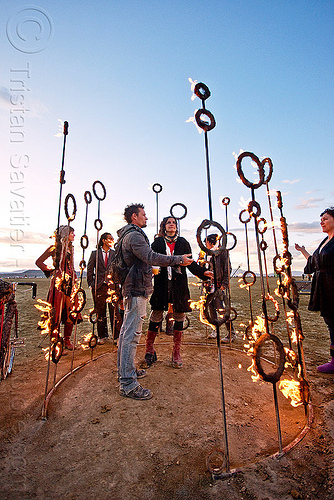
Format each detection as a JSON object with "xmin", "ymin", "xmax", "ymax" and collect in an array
[{"xmin": 87, "ymin": 232, "xmax": 121, "ymax": 343}]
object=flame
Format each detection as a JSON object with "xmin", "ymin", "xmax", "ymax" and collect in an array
[
  {"xmin": 35, "ymin": 299, "xmax": 54, "ymax": 336},
  {"xmin": 188, "ymin": 77, "xmax": 198, "ymax": 100},
  {"xmin": 78, "ymin": 332, "xmax": 93, "ymax": 350},
  {"xmin": 278, "ymin": 378, "xmax": 303, "ymax": 407},
  {"xmin": 247, "ymin": 358, "xmax": 261, "ymax": 382},
  {"xmin": 190, "ymin": 295, "xmax": 215, "ymax": 331}
]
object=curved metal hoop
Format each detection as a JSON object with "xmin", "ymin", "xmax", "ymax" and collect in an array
[
  {"xmin": 254, "ymin": 333, "xmax": 286, "ymax": 384},
  {"xmin": 206, "ymin": 449, "xmax": 227, "ymax": 475},
  {"xmin": 94, "ymin": 218, "xmax": 103, "ymax": 231},
  {"xmin": 84, "ymin": 190, "xmax": 92, "ymax": 204},
  {"xmin": 226, "ymin": 232, "xmax": 237, "ymax": 251},
  {"xmin": 170, "ymin": 203, "xmax": 187, "ymax": 220},
  {"xmin": 262, "ymin": 157, "xmax": 273, "ymax": 184},
  {"xmin": 194, "ymin": 82, "xmax": 211, "ymax": 101},
  {"xmin": 236, "ymin": 151, "xmax": 265, "ymax": 189},
  {"xmin": 239, "ymin": 209, "xmax": 251, "ymax": 224},
  {"xmin": 221, "ymin": 197, "xmax": 230, "ymax": 206},
  {"xmin": 92, "ymin": 180, "xmax": 106, "ymax": 201},
  {"xmin": 51, "ymin": 338, "xmax": 63, "ymax": 364},
  {"xmin": 196, "ymin": 219, "xmax": 227, "ymax": 256},
  {"xmin": 152, "ymin": 183, "xmax": 162, "ymax": 194},
  {"xmin": 80, "ymin": 234, "xmax": 89, "ymax": 249},
  {"xmin": 64, "ymin": 193, "xmax": 77, "ymax": 221},
  {"xmin": 195, "ymin": 109, "xmax": 216, "ymax": 132}
]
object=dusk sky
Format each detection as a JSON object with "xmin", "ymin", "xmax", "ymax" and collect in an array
[{"xmin": 0, "ymin": 0, "xmax": 333, "ymax": 274}]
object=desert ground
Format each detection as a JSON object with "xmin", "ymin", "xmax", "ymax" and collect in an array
[{"xmin": 0, "ymin": 277, "xmax": 333, "ymax": 499}]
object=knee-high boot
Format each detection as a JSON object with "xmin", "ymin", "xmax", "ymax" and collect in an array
[
  {"xmin": 143, "ymin": 330, "xmax": 158, "ymax": 368},
  {"xmin": 172, "ymin": 330, "xmax": 183, "ymax": 369},
  {"xmin": 64, "ymin": 322, "xmax": 75, "ymax": 350}
]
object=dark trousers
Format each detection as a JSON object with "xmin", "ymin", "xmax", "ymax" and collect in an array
[
  {"xmin": 323, "ymin": 316, "xmax": 334, "ymax": 346},
  {"xmin": 93, "ymin": 283, "xmax": 121, "ymax": 340}
]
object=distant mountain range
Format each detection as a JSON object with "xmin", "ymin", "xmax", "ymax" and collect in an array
[{"xmin": 0, "ymin": 269, "xmax": 86, "ymax": 279}]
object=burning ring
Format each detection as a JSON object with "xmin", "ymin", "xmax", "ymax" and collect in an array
[
  {"xmin": 194, "ymin": 82, "xmax": 211, "ymax": 101},
  {"xmin": 262, "ymin": 157, "xmax": 273, "ymax": 184},
  {"xmin": 196, "ymin": 219, "xmax": 227, "ymax": 256},
  {"xmin": 206, "ymin": 449, "xmax": 227, "ymax": 475},
  {"xmin": 248, "ymin": 200, "xmax": 261, "ymax": 218},
  {"xmin": 221, "ymin": 197, "xmax": 230, "ymax": 206},
  {"xmin": 263, "ymin": 294, "xmax": 280, "ymax": 322},
  {"xmin": 226, "ymin": 232, "xmax": 237, "ymax": 251},
  {"xmin": 90, "ymin": 310, "xmax": 98, "ymax": 324},
  {"xmin": 239, "ymin": 209, "xmax": 251, "ymax": 224},
  {"xmin": 64, "ymin": 193, "xmax": 77, "ymax": 221},
  {"xmin": 94, "ymin": 218, "xmax": 103, "ymax": 231},
  {"xmin": 92, "ymin": 180, "xmax": 107, "ymax": 201},
  {"xmin": 170, "ymin": 203, "xmax": 187, "ymax": 220},
  {"xmin": 79, "ymin": 259, "xmax": 86, "ymax": 270},
  {"xmin": 236, "ymin": 151, "xmax": 265, "ymax": 189},
  {"xmin": 152, "ymin": 183, "xmax": 162, "ymax": 193},
  {"xmin": 242, "ymin": 270, "xmax": 256, "ymax": 286},
  {"xmin": 51, "ymin": 338, "xmax": 63, "ymax": 364},
  {"xmin": 183, "ymin": 316, "xmax": 190, "ymax": 330},
  {"xmin": 89, "ymin": 334, "xmax": 98, "ymax": 349},
  {"xmin": 195, "ymin": 109, "xmax": 216, "ymax": 132},
  {"xmin": 80, "ymin": 234, "xmax": 89, "ymax": 249},
  {"xmin": 84, "ymin": 190, "xmax": 92, "ymax": 204},
  {"xmin": 254, "ymin": 333, "xmax": 286, "ymax": 384},
  {"xmin": 204, "ymin": 289, "xmax": 229, "ymax": 327},
  {"xmin": 273, "ymin": 254, "xmax": 285, "ymax": 274},
  {"xmin": 257, "ymin": 217, "xmax": 267, "ymax": 234},
  {"xmin": 71, "ymin": 288, "xmax": 86, "ymax": 313}
]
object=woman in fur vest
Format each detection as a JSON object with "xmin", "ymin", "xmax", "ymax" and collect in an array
[{"xmin": 143, "ymin": 216, "xmax": 212, "ymax": 368}]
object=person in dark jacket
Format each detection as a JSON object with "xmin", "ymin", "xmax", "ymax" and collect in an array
[
  {"xmin": 203, "ymin": 234, "xmax": 236, "ymax": 343},
  {"xmin": 87, "ymin": 232, "xmax": 121, "ymax": 344},
  {"xmin": 117, "ymin": 204, "xmax": 193, "ymax": 401},
  {"xmin": 143, "ymin": 216, "xmax": 213, "ymax": 369},
  {"xmin": 295, "ymin": 207, "xmax": 334, "ymax": 373}
]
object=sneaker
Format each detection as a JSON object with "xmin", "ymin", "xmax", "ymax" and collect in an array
[
  {"xmin": 221, "ymin": 333, "xmax": 236, "ymax": 344},
  {"xmin": 120, "ymin": 385, "xmax": 152, "ymax": 400},
  {"xmin": 136, "ymin": 369, "xmax": 147, "ymax": 379},
  {"xmin": 140, "ymin": 351, "xmax": 157, "ymax": 369},
  {"xmin": 97, "ymin": 337, "xmax": 108, "ymax": 345}
]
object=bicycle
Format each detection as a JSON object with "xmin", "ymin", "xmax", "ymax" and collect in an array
[{"xmin": 0, "ymin": 279, "xmax": 37, "ymax": 381}]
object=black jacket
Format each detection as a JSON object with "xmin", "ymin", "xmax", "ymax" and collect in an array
[
  {"xmin": 87, "ymin": 248, "xmax": 115, "ymax": 291},
  {"xmin": 304, "ymin": 236, "xmax": 334, "ymax": 318},
  {"xmin": 150, "ymin": 236, "xmax": 207, "ymax": 313}
]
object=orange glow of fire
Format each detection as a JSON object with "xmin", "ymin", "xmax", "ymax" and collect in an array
[
  {"xmin": 190, "ymin": 295, "xmax": 215, "ymax": 331},
  {"xmin": 278, "ymin": 378, "xmax": 303, "ymax": 407},
  {"xmin": 35, "ymin": 299, "xmax": 53, "ymax": 336}
]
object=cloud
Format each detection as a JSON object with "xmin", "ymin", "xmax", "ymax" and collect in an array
[
  {"xmin": 294, "ymin": 197, "xmax": 325, "ymax": 210},
  {"xmin": 287, "ymin": 221, "xmax": 319, "ymax": 233},
  {"xmin": 0, "ymin": 84, "xmax": 48, "ymax": 117},
  {"xmin": 282, "ymin": 179, "xmax": 300, "ymax": 185}
]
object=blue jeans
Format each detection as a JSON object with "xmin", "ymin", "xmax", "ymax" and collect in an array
[{"xmin": 117, "ymin": 296, "xmax": 147, "ymax": 394}]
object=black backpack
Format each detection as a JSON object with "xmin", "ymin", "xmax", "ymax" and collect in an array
[{"xmin": 108, "ymin": 227, "xmax": 136, "ymax": 285}]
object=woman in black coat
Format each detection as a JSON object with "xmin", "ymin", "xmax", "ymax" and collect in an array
[
  {"xmin": 295, "ymin": 207, "xmax": 334, "ymax": 373},
  {"xmin": 144, "ymin": 216, "xmax": 212, "ymax": 368}
]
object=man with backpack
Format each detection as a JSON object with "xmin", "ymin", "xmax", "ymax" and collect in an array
[{"xmin": 115, "ymin": 203, "xmax": 193, "ymax": 401}]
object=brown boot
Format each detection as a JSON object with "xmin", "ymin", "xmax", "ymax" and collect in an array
[
  {"xmin": 141, "ymin": 330, "xmax": 157, "ymax": 368},
  {"xmin": 172, "ymin": 330, "xmax": 183, "ymax": 368},
  {"xmin": 63, "ymin": 323, "xmax": 76, "ymax": 350}
]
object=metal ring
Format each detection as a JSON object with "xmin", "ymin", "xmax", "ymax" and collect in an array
[
  {"xmin": 195, "ymin": 109, "xmax": 216, "ymax": 132},
  {"xmin": 226, "ymin": 232, "xmax": 237, "ymax": 251},
  {"xmin": 71, "ymin": 288, "xmax": 86, "ymax": 313},
  {"xmin": 80, "ymin": 234, "xmax": 89, "ymax": 249},
  {"xmin": 257, "ymin": 217, "xmax": 267, "ymax": 234},
  {"xmin": 194, "ymin": 82, "xmax": 211, "ymax": 101},
  {"xmin": 236, "ymin": 151, "xmax": 265, "ymax": 189},
  {"xmin": 245, "ymin": 323, "xmax": 254, "ymax": 341},
  {"xmin": 262, "ymin": 157, "xmax": 273, "ymax": 184},
  {"xmin": 152, "ymin": 183, "xmax": 162, "ymax": 194},
  {"xmin": 206, "ymin": 449, "xmax": 227, "ymax": 475},
  {"xmin": 273, "ymin": 254, "xmax": 284, "ymax": 274},
  {"xmin": 263, "ymin": 294, "xmax": 280, "ymax": 323},
  {"xmin": 90, "ymin": 310, "xmax": 98, "ymax": 324},
  {"xmin": 229, "ymin": 307, "xmax": 237, "ymax": 322},
  {"xmin": 84, "ymin": 190, "xmax": 92, "ymax": 204},
  {"xmin": 254, "ymin": 333, "xmax": 286, "ymax": 384},
  {"xmin": 94, "ymin": 218, "xmax": 103, "ymax": 231},
  {"xmin": 183, "ymin": 316, "xmax": 190, "ymax": 330},
  {"xmin": 89, "ymin": 334, "xmax": 98, "ymax": 349},
  {"xmin": 248, "ymin": 200, "xmax": 261, "ymax": 218},
  {"xmin": 196, "ymin": 219, "xmax": 227, "ymax": 256},
  {"xmin": 204, "ymin": 289, "xmax": 229, "ymax": 327},
  {"xmin": 239, "ymin": 209, "xmax": 251, "ymax": 224},
  {"xmin": 79, "ymin": 259, "xmax": 86, "ymax": 270},
  {"xmin": 92, "ymin": 180, "xmax": 106, "ymax": 201},
  {"xmin": 170, "ymin": 203, "xmax": 187, "ymax": 220},
  {"xmin": 64, "ymin": 193, "xmax": 77, "ymax": 221},
  {"xmin": 260, "ymin": 240, "xmax": 268, "ymax": 251},
  {"xmin": 242, "ymin": 270, "xmax": 256, "ymax": 286},
  {"xmin": 221, "ymin": 197, "xmax": 230, "ymax": 206},
  {"xmin": 51, "ymin": 338, "xmax": 63, "ymax": 364}
]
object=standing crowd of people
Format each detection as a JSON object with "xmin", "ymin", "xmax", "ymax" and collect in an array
[{"xmin": 36, "ymin": 202, "xmax": 334, "ymax": 399}]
